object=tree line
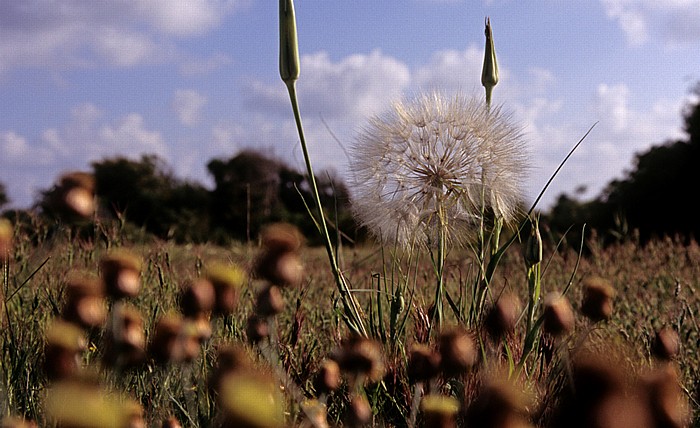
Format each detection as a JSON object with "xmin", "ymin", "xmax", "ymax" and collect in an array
[{"xmin": 2, "ymin": 86, "xmax": 699, "ymax": 245}]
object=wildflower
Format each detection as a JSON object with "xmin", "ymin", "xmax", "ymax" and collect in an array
[{"xmin": 350, "ymin": 91, "xmax": 527, "ymax": 246}]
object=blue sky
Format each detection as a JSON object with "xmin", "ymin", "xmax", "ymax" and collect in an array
[{"xmin": 1, "ymin": 0, "xmax": 699, "ymax": 210}]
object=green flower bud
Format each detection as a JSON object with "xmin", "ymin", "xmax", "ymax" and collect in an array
[
  {"xmin": 524, "ymin": 219, "xmax": 543, "ymax": 267},
  {"xmin": 279, "ymin": 0, "xmax": 300, "ymax": 85},
  {"xmin": 481, "ymin": 17, "xmax": 499, "ymax": 107}
]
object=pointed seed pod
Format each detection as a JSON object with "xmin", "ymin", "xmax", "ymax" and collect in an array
[
  {"xmin": 524, "ymin": 219, "xmax": 542, "ymax": 267},
  {"xmin": 481, "ymin": 17, "xmax": 499, "ymax": 106},
  {"xmin": 279, "ymin": 0, "xmax": 300, "ymax": 85}
]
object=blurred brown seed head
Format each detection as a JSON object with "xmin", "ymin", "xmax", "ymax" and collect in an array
[
  {"xmin": 180, "ymin": 278, "xmax": 215, "ymax": 317},
  {"xmin": 255, "ymin": 285, "xmax": 285, "ymax": 317},
  {"xmin": 0, "ymin": 218, "xmax": 13, "ymax": 257},
  {"xmin": 62, "ymin": 273, "xmax": 107, "ymax": 329},
  {"xmin": 314, "ymin": 359, "xmax": 342, "ymax": 394},
  {"xmin": 205, "ymin": 263, "xmax": 246, "ymax": 315},
  {"xmin": 260, "ymin": 223, "xmax": 303, "ymax": 253},
  {"xmin": 188, "ymin": 313, "xmax": 213, "ymax": 343},
  {"xmin": 438, "ymin": 327, "xmax": 478, "ymax": 377},
  {"xmin": 54, "ymin": 172, "xmax": 96, "ymax": 220},
  {"xmin": 148, "ymin": 313, "xmax": 185, "ymax": 364},
  {"xmin": 246, "ymin": 315, "xmax": 270, "ymax": 344},
  {"xmin": 466, "ymin": 376, "xmax": 532, "ymax": 428},
  {"xmin": 1, "ymin": 417, "xmax": 38, "ymax": 428},
  {"xmin": 209, "ymin": 344, "xmax": 253, "ymax": 394},
  {"xmin": 124, "ymin": 399, "xmax": 146, "ymax": 428},
  {"xmin": 639, "ymin": 364, "xmax": 689, "ymax": 428},
  {"xmin": 161, "ymin": 417, "xmax": 183, "ymax": 428},
  {"xmin": 103, "ymin": 305, "xmax": 146, "ymax": 368},
  {"xmin": 335, "ymin": 336, "xmax": 385, "ymax": 383},
  {"xmin": 581, "ymin": 277, "xmax": 615, "ymax": 322},
  {"xmin": 407, "ymin": 343, "xmax": 441, "ymax": 384},
  {"xmin": 255, "ymin": 251, "xmax": 304, "ymax": 288},
  {"xmin": 484, "ymin": 293, "xmax": 522, "ymax": 340},
  {"xmin": 421, "ymin": 395, "xmax": 460, "ymax": 428},
  {"xmin": 100, "ymin": 250, "xmax": 142, "ymax": 299},
  {"xmin": 44, "ymin": 320, "xmax": 87, "ymax": 381},
  {"xmin": 301, "ymin": 399, "xmax": 330, "ymax": 428},
  {"xmin": 181, "ymin": 320, "xmax": 204, "ymax": 362},
  {"xmin": 652, "ymin": 327, "xmax": 680, "ymax": 361},
  {"xmin": 45, "ymin": 379, "xmax": 128, "ymax": 428},
  {"xmin": 218, "ymin": 371, "xmax": 285, "ymax": 428},
  {"xmin": 347, "ymin": 395, "xmax": 372, "ymax": 427},
  {"xmin": 542, "ymin": 292, "xmax": 575, "ymax": 337}
]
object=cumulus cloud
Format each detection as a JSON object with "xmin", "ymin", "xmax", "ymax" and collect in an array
[
  {"xmin": 0, "ymin": 0, "xmax": 241, "ymax": 72},
  {"xmin": 172, "ymin": 89, "xmax": 208, "ymax": 127},
  {"xmin": 600, "ymin": 0, "xmax": 700, "ymax": 45}
]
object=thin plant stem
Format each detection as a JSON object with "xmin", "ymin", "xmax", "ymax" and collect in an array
[{"xmin": 284, "ymin": 81, "xmax": 367, "ymax": 337}]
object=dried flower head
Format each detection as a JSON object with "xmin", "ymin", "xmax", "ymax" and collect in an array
[
  {"xmin": 407, "ymin": 343, "xmax": 441, "ymax": 384},
  {"xmin": 421, "ymin": 395, "xmax": 460, "ymax": 428},
  {"xmin": 334, "ymin": 336, "xmax": 385, "ymax": 383},
  {"xmin": 438, "ymin": 327, "xmax": 478, "ymax": 377},
  {"xmin": 261, "ymin": 222, "xmax": 303, "ymax": 252},
  {"xmin": 465, "ymin": 376, "xmax": 532, "ymax": 428},
  {"xmin": 652, "ymin": 327, "xmax": 680, "ymax": 361},
  {"xmin": 350, "ymin": 91, "xmax": 527, "ymax": 246},
  {"xmin": 148, "ymin": 313, "xmax": 185, "ymax": 364},
  {"xmin": 100, "ymin": 250, "xmax": 142, "ymax": 299},
  {"xmin": 51, "ymin": 171, "xmax": 96, "ymax": 220},
  {"xmin": 205, "ymin": 263, "xmax": 246, "ymax": 315},
  {"xmin": 314, "ymin": 359, "xmax": 342, "ymax": 394},
  {"xmin": 484, "ymin": 293, "xmax": 522, "ymax": 340},
  {"xmin": 580, "ymin": 276, "xmax": 615, "ymax": 322},
  {"xmin": 44, "ymin": 320, "xmax": 87, "ymax": 380},
  {"xmin": 542, "ymin": 292, "xmax": 575, "ymax": 337},
  {"xmin": 180, "ymin": 278, "xmax": 216, "ymax": 317},
  {"xmin": 61, "ymin": 273, "xmax": 107, "ymax": 329},
  {"xmin": 347, "ymin": 395, "xmax": 372, "ymax": 427},
  {"xmin": 639, "ymin": 364, "xmax": 689, "ymax": 428},
  {"xmin": 255, "ymin": 285, "xmax": 285, "ymax": 317},
  {"xmin": 103, "ymin": 305, "xmax": 146, "ymax": 368}
]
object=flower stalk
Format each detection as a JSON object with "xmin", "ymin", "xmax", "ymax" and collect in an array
[{"xmin": 279, "ymin": 0, "xmax": 367, "ymax": 337}]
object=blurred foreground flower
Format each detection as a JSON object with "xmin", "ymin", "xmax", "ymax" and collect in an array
[{"xmin": 350, "ymin": 92, "xmax": 527, "ymax": 246}]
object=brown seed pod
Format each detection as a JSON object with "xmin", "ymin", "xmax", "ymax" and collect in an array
[
  {"xmin": 421, "ymin": 395, "xmax": 460, "ymax": 428},
  {"xmin": 639, "ymin": 364, "xmax": 689, "ymax": 428},
  {"xmin": 52, "ymin": 171, "xmax": 96, "ymax": 220},
  {"xmin": 1, "ymin": 416, "xmax": 38, "ymax": 428},
  {"xmin": 260, "ymin": 223, "xmax": 303, "ymax": 253},
  {"xmin": 103, "ymin": 305, "xmax": 146, "ymax": 368},
  {"xmin": 180, "ymin": 278, "xmax": 215, "ymax": 317},
  {"xmin": 161, "ymin": 417, "xmax": 183, "ymax": 428},
  {"xmin": 334, "ymin": 336, "xmax": 385, "ymax": 383},
  {"xmin": 205, "ymin": 263, "xmax": 246, "ymax": 315},
  {"xmin": 313, "ymin": 359, "xmax": 342, "ymax": 394},
  {"xmin": 438, "ymin": 327, "xmax": 478, "ymax": 377},
  {"xmin": 542, "ymin": 292, "xmax": 575, "ymax": 337},
  {"xmin": 484, "ymin": 293, "xmax": 522, "ymax": 340},
  {"xmin": 62, "ymin": 273, "xmax": 107, "ymax": 329},
  {"xmin": 209, "ymin": 344, "xmax": 253, "ymax": 394},
  {"xmin": 44, "ymin": 320, "xmax": 87, "ymax": 381},
  {"xmin": 245, "ymin": 315, "xmax": 270, "ymax": 344},
  {"xmin": 347, "ymin": 395, "xmax": 372, "ymax": 427},
  {"xmin": 652, "ymin": 327, "xmax": 680, "ymax": 361},
  {"xmin": 255, "ymin": 285, "xmax": 285, "ymax": 317},
  {"xmin": 465, "ymin": 377, "xmax": 531, "ymax": 428},
  {"xmin": 100, "ymin": 250, "xmax": 142, "ymax": 299},
  {"xmin": 218, "ymin": 371, "xmax": 285, "ymax": 428},
  {"xmin": 147, "ymin": 313, "xmax": 185, "ymax": 364},
  {"xmin": 407, "ymin": 343, "xmax": 441, "ymax": 384},
  {"xmin": 581, "ymin": 277, "xmax": 615, "ymax": 322},
  {"xmin": 255, "ymin": 251, "xmax": 304, "ymax": 288}
]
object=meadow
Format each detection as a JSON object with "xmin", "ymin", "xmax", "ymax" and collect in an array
[{"xmin": 1, "ymin": 218, "xmax": 698, "ymax": 426}]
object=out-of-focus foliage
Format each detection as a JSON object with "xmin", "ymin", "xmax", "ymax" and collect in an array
[{"xmin": 0, "ymin": 182, "xmax": 8, "ymax": 208}]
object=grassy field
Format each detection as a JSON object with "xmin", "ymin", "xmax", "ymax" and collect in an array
[{"xmin": 1, "ymin": 223, "xmax": 699, "ymax": 426}]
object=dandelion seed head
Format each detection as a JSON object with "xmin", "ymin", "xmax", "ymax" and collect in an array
[{"xmin": 350, "ymin": 91, "xmax": 528, "ymax": 246}]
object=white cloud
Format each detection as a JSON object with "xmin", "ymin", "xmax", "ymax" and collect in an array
[
  {"xmin": 0, "ymin": 1, "xmax": 241, "ymax": 72},
  {"xmin": 172, "ymin": 89, "xmax": 208, "ymax": 127},
  {"xmin": 600, "ymin": 0, "xmax": 700, "ymax": 45},
  {"xmin": 180, "ymin": 53, "xmax": 233, "ymax": 76}
]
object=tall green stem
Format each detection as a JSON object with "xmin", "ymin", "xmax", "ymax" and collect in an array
[{"xmin": 285, "ymin": 82, "xmax": 367, "ymax": 337}]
